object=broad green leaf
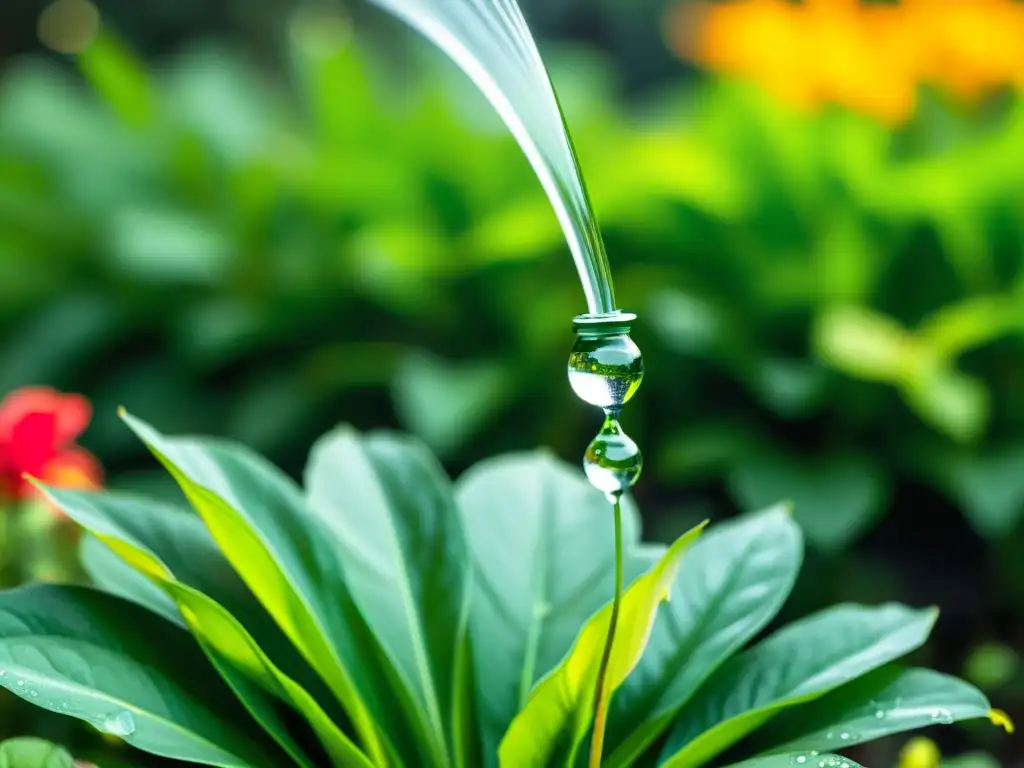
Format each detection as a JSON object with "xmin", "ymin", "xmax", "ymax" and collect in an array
[
  {"xmin": 392, "ymin": 351, "xmax": 512, "ymax": 457},
  {"xmin": 455, "ymin": 453, "xmax": 647, "ymax": 762},
  {"xmin": 0, "ymin": 585, "xmax": 279, "ymax": 768},
  {"xmin": 764, "ymin": 667, "xmax": 991, "ymax": 755},
  {"xmin": 121, "ymin": 412, "xmax": 390, "ymax": 764},
  {"xmin": 38, "ymin": 485, "xmax": 366, "ymax": 768},
  {"xmin": 605, "ymin": 506, "xmax": 802, "ymax": 768},
  {"xmin": 725, "ymin": 755, "xmax": 863, "ymax": 768},
  {"xmin": 942, "ymin": 446, "xmax": 1024, "ymax": 538},
  {"xmin": 306, "ymin": 429, "xmax": 471, "ymax": 766},
  {"xmin": 0, "ymin": 738, "xmax": 73, "ymax": 768},
  {"xmin": 498, "ymin": 522, "xmax": 707, "ymax": 768},
  {"xmin": 729, "ymin": 454, "xmax": 886, "ymax": 551},
  {"xmin": 658, "ymin": 603, "xmax": 937, "ymax": 768}
]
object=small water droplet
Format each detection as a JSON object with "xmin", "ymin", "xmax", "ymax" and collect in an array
[
  {"xmin": 930, "ymin": 707, "xmax": 954, "ymax": 724},
  {"xmin": 60, "ymin": 702, "xmax": 69, "ymax": 710},
  {"xmin": 839, "ymin": 732, "xmax": 850, "ymax": 740},
  {"xmin": 101, "ymin": 710, "xmax": 136, "ymax": 737},
  {"xmin": 583, "ymin": 416, "xmax": 642, "ymax": 498},
  {"xmin": 825, "ymin": 732, "xmax": 834, "ymax": 740},
  {"xmin": 809, "ymin": 751, "xmax": 819, "ymax": 757},
  {"xmin": 796, "ymin": 758, "xmax": 807, "ymax": 765},
  {"xmin": 0, "ymin": 669, "xmax": 6, "ymax": 677},
  {"xmin": 875, "ymin": 709, "xmax": 886, "ymax": 719},
  {"xmin": 28, "ymin": 690, "xmax": 38, "ymax": 698},
  {"xmin": 16, "ymin": 680, "xmax": 25, "ymax": 688}
]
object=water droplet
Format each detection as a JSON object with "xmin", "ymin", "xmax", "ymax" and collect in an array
[
  {"xmin": 568, "ymin": 332, "xmax": 643, "ymax": 411},
  {"xmin": 28, "ymin": 690, "xmax": 38, "ymax": 698},
  {"xmin": 796, "ymin": 758, "xmax": 807, "ymax": 765},
  {"xmin": 809, "ymin": 751, "xmax": 819, "ymax": 757},
  {"xmin": 101, "ymin": 710, "xmax": 136, "ymax": 737},
  {"xmin": 16, "ymin": 680, "xmax": 25, "ymax": 688},
  {"xmin": 930, "ymin": 707, "xmax": 954, "ymax": 724},
  {"xmin": 825, "ymin": 732, "xmax": 834, "ymax": 740},
  {"xmin": 0, "ymin": 669, "xmax": 6, "ymax": 677},
  {"xmin": 839, "ymin": 732, "xmax": 850, "ymax": 740},
  {"xmin": 583, "ymin": 416, "xmax": 642, "ymax": 497},
  {"xmin": 875, "ymin": 709, "xmax": 885, "ymax": 719},
  {"xmin": 60, "ymin": 702, "xmax": 69, "ymax": 710}
]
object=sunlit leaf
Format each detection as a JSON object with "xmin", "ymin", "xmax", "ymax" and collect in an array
[
  {"xmin": 658, "ymin": 604, "xmax": 937, "ymax": 768},
  {"xmin": 498, "ymin": 522, "xmax": 707, "ymax": 768},
  {"xmin": 0, "ymin": 585, "xmax": 279, "ymax": 768},
  {"xmin": 605, "ymin": 506, "xmax": 802, "ymax": 767}
]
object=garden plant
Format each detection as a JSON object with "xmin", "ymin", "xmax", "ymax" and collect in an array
[
  {"xmin": 0, "ymin": 411, "xmax": 1011, "ymax": 767},
  {"xmin": 1, "ymin": 0, "xmax": 1023, "ymax": 765}
]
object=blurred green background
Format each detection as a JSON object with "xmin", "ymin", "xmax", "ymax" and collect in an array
[{"xmin": 1, "ymin": 0, "xmax": 1023, "ymax": 765}]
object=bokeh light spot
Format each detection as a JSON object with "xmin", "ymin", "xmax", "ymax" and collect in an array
[{"xmin": 38, "ymin": 0, "xmax": 101, "ymax": 55}]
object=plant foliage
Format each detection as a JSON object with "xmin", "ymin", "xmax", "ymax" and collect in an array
[{"xmin": 0, "ymin": 413, "xmax": 999, "ymax": 767}]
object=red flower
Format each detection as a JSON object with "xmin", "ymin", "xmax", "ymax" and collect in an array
[{"xmin": 0, "ymin": 387, "xmax": 102, "ymax": 503}]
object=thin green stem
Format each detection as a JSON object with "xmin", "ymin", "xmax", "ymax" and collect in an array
[{"xmin": 590, "ymin": 495, "xmax": 624, "ymax": 768}]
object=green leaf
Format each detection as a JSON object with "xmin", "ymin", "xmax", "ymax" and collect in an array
[
  {"xmin": 729, "ymin": 454, "xmax": 886, "ymax": 551},
  {"xmin": 454, "ymin": 453, "xmax": 644, "ymax": 761},
  {"xmin": 39, "ymin": 485, "xmax": 366, "ymax": 768},
  {"xmin": 306, "ymin": 428, "xmax": 471, "ymax": 766},
  {"xmin": 725, "ymin": 755, "xmax": 863, "ymax": 768},
  {"xmin": 943, "ymin": 446, "xmax": 1024, "ymax": 538},
  {"xmin": 605, "ymin": 506, "xmax": 802, "ymax": 767},
  {"xmin": 79, "ymin": 532, "xmax": 183, "ymax": 627},
  {"xmin": 392, "ymin": 351, "xmax": 512, "ymax": 458},
  {"xmin": 0, "ymin": 584, "xmax": 278, "ymax": 768},
  {"xmin": 764, "ymin": 667, "xmax": 991, "ymax": 754},
  {"xmin": 903, "ymin": 364, "xmax": 989, "ymax": 443},
  {"xmin": 77, "ymin": 34, "xmax": 154, "ymax": 128},
  {"xmin": 498, "ymin": 522, "xmax": 707, "ymax": 768},
  {"xmin": 120, "ymin": 411, "xmax": 391, "ymax": 765},
  {"xmin": 813, "ymin": 306, "xmax": 910, "ymax": 383},
  {"xmin": 658, "ymin": 603, "xmax": 937, "ymax": 768},
  {"xmin": 0, "ymin": 738, "xmax": 74, "ymax": 768}
]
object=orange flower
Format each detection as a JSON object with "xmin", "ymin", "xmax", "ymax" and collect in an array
[
  {"xmin": 668, "ymin": 0, "xmax": 1024, "ymax": 125},
  {"xmin": 0, "ymin": 387, "xmax": 102, "ymax": 503}
]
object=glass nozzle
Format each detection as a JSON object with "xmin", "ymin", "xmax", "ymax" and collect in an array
[{"xmin": 568, "ymin": 311, "xmax": 643, "ymax": 412}]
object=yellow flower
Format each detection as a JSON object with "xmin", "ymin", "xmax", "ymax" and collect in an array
[
  {"xmin": 899, "ymin": 736, "xmax": 941, "ymax": 768},
  {"xmin": 667, "ymin": 0, "xmax": 1024, "ymax": 125}
]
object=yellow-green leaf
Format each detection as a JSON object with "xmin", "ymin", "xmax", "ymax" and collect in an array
[
  {"xmin": 37, "ymin": 484, "xmax": 373, "ymax": 768},
  {"xmin": 497, "ymin": 522, "xmax": 707, "ymax": 768}
]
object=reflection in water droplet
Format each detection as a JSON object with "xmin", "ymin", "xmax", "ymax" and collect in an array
[
  {"xmin": 583, "ymin": 416, "xmax": 642, "ymax": 498},
  {"xmin": 568, "ymin": 332, "xmax": 643, "ymax": 411},
  {"xmin": 102, "ymin": 710, "xmax": 136, "ymax": 737}
]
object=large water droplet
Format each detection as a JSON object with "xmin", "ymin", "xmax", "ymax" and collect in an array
[
  {"xmin": 101, "ymin": 710, "xmax": 136, "ymax": 737},
  {"xmin": 584, "ymin": 416, "xmax": 642, "ymax": 498},
  {"xmin": 568, "ymin": 332, "xmax": 643, "ymax": 411}
]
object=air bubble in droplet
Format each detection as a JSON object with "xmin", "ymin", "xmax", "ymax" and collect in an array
[
  {"xmin": 583, "ymin": 416, "xmax": 642, "ymax": 498},
  {"xmin": 568, "ymin": 332, "xmax": 643, "ymax": 411},
  {"xmin": 101, "ymin": 710, "xmax": 136, "ymax": 737}
]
